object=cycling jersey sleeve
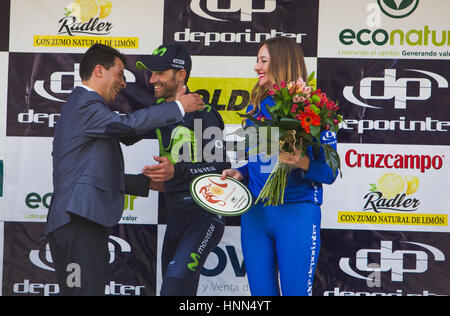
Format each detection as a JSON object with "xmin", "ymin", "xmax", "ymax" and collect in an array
[
  {"xmin": 237, "ymin": 163, "xmax": 249, "ymax": 181},
  {"xmin": 303, "ymin": 131, "xmax": 339, "ymax": 185}
]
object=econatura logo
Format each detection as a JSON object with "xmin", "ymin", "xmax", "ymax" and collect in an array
[
  {"xmin": 378, "ymin": 0, "xmax": 420, "ymax": 19},
  {"xmin": 339, "ymin": 1, "xmax": 449, "ymax": 48},
  {"xmin": 339, "ymin": 26, "xmax": 449, "ymax": 48}
]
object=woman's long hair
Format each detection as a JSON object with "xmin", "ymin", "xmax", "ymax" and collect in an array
[{"xmin": 248, "ymin": 37, "xmax": 308, "ymax": 117}]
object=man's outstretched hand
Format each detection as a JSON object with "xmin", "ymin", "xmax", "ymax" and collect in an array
[{"xmin": 176, "ymin": 85, "xmax": 205, "ymax": 113}]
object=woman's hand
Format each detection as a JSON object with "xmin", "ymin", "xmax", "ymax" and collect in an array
[
  {"xmin": 279, "ymin": 147, "xmax": 310, "ymax": 171},
  {"xmin": 220, "ymin": 169, "xmax": 244, "ymax": 181}
]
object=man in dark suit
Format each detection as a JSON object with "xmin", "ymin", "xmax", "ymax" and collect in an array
[{"xmin": 46, "ymin": 43, "xmax": 204, "ymax": 296}]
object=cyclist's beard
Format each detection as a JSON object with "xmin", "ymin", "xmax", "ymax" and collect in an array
[{"xmin": 153, "ymin": 76, "xmax": 179, "ymax": 100}]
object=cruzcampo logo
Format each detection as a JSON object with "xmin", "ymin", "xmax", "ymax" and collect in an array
[
  {"xmin": 187, "ymin": 253, "xmax": 200, "ymax": 272},
  {"xmin": 378, "ymin": 0, "xmax": 419, "ymax": 18}
]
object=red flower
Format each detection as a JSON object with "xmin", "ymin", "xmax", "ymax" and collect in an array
[
  {"xmin": 299, "ymin": 108, "xmax": 321, "ymax": 134},
  {"xmin": 273, "ymin": 84, "xmax": 280, "ymax": 92},
  {"xmin": 268, "ymin": 90, "xmax": 276, "ymax": 96},
  {"xmin": 281, "ymin": 80, "xmax": 286, "ymax": 88},
  {"xmin": 290, "ymin": 104, "xmax": 298, "ymax": 113},
  {"xmin": 326, "ymin": 101, "xmax": 339, "ymax": 111}
]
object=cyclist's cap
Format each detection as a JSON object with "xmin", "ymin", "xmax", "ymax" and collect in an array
[{"xmin": 136, "ymin": 44, "xmax": 192, "ymax": 73}]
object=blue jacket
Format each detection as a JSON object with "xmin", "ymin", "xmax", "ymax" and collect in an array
[{"xmin": 237, "ymin": 96, "xmax": 338, "ymax": 205}]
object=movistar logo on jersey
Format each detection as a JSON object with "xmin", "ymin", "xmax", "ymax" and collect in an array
[
  {"xmin": 152, "ymin": 47, "xmax": 167, "ymax": 56},
  {"xmin": 187, "ymin": 253, "xmax": 200, "ymax": 271}
]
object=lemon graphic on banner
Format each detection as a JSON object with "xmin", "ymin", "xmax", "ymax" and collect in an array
[
  {"xmin": 74, "ymin": 0, "xmax": 99, "ymax": 22},
  {"xmin": 66, "ymin": 0, "xmax": 112, "ymax": 22},
  {"xmin": 371, "ymin": 173, "xmax": 420, "ymax": 198},
  {"xmin": 98, "ymin": 0, "xmax": 112, "ymax": 19},
  {"xmin": 376, "ymin": 172, "xmax": 406, "ymax": 199},
  {"xmin": 405, "ymin": 175, "xmax": 419, "ymax": 195},
  {"xmin": 65, "ymin": 2, "xmax": 82, "ymax": 21}
]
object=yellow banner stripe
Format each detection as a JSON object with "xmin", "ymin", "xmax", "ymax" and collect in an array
[
  {"xmin": 33, "ymin": 35, "xmax": 139, "ymax": 49},
  {"xmin": 338, "ymin": 211, "xmax": 448, "ymax": 226}
]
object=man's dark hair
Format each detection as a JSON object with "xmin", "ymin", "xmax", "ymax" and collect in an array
[{"xmin": 79, "ymin": 43, "xmax": 126, "ymax": 81}]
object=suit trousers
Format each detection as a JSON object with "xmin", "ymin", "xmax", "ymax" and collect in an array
[{"xmin": 47, "ymin": 214, "xmax": 112, "ymax": 296}]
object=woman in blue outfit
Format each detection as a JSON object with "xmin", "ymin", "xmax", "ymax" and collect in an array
[{"xmin": 221, "ymin": 37, "xmax": 338, "ymax": 296}]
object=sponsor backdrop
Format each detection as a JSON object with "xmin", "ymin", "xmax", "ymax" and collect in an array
[{"xmin": 0, "ymin": 0, "xmax": 448, "ymax": 296}]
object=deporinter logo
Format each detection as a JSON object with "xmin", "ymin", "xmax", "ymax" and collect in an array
[
  {"xmin": 343, "ymin": 69, "xmax": 448, "ymax": 110},
  {"xmin": 30, "ymin": 63, "xmax": 135, "ymax": 103},
  {"xmin": 339, "ymin": 240, "xmax": 445, "ymax": 282},
  {"xmin": 377, "ymin": 0, "xmax": 420, "ymax": 19},
  {"xmin": 190, "ymin": 0, "xmax": 276, "ymax": 22}
]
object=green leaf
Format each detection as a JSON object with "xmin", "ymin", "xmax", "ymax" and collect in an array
[
  {"xmin": 310, "ymin": 104, "xmax": 321, "ymax": 115},
  {"xmin": 269, "ymin": 100, "xmax": 282, "ymax": 113},
  {"xmin": 307, "ymin": 71, "xmax": 316, "ymax": 84},
  {"xmin": 277, "ymin": 118, "xmax": 302, "ymax": 130},
  {"xmin": 399, "ymin": 0, "xmax": 413, "ymax": 10},
  {"xmin": 383, "ymin": 0, "xmax": 398, "ymax": 10},
  {"xmin": 329, "ymin": 124, "xmax": 339, "ymax": 133},
  {"xmin": 311, "ymin": 95, "xmax": 321, "ymax": 105},
  {"xmin": 320, "ymin": 106, "xmax": 330, "ymax": 117},
  {"xmin": 281, "ymin": 88, "xmax": 290, "ymax": 101},
  {"xmin": 309, "ymin": 124, "xmax": 321, "ymax": 138},
  {"xmin": 322, "ymin": 144, "xmax": 341, "ymax": 178}
]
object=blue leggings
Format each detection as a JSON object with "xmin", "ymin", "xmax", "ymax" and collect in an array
[{"xmin": 241, "ymin": 202, "xmax": 321, "ymax": 296}]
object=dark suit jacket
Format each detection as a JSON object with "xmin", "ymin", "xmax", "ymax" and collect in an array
[{"xmin": 46, "ymin": 86, "xmax": 183, "ymax": 234}]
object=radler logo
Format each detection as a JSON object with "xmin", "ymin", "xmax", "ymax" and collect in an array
[
  {"xmin": 33, "ymin": 0, "xmax": 139, "ymax": 49},
  {"xmin": 60, "ymin": 0, "xmax": 113, "ymax": 36}
]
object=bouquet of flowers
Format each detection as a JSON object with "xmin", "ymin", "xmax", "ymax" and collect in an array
[{"xmin": 238, "ymin": 72, "xmax": 343, "ymax": 206}]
